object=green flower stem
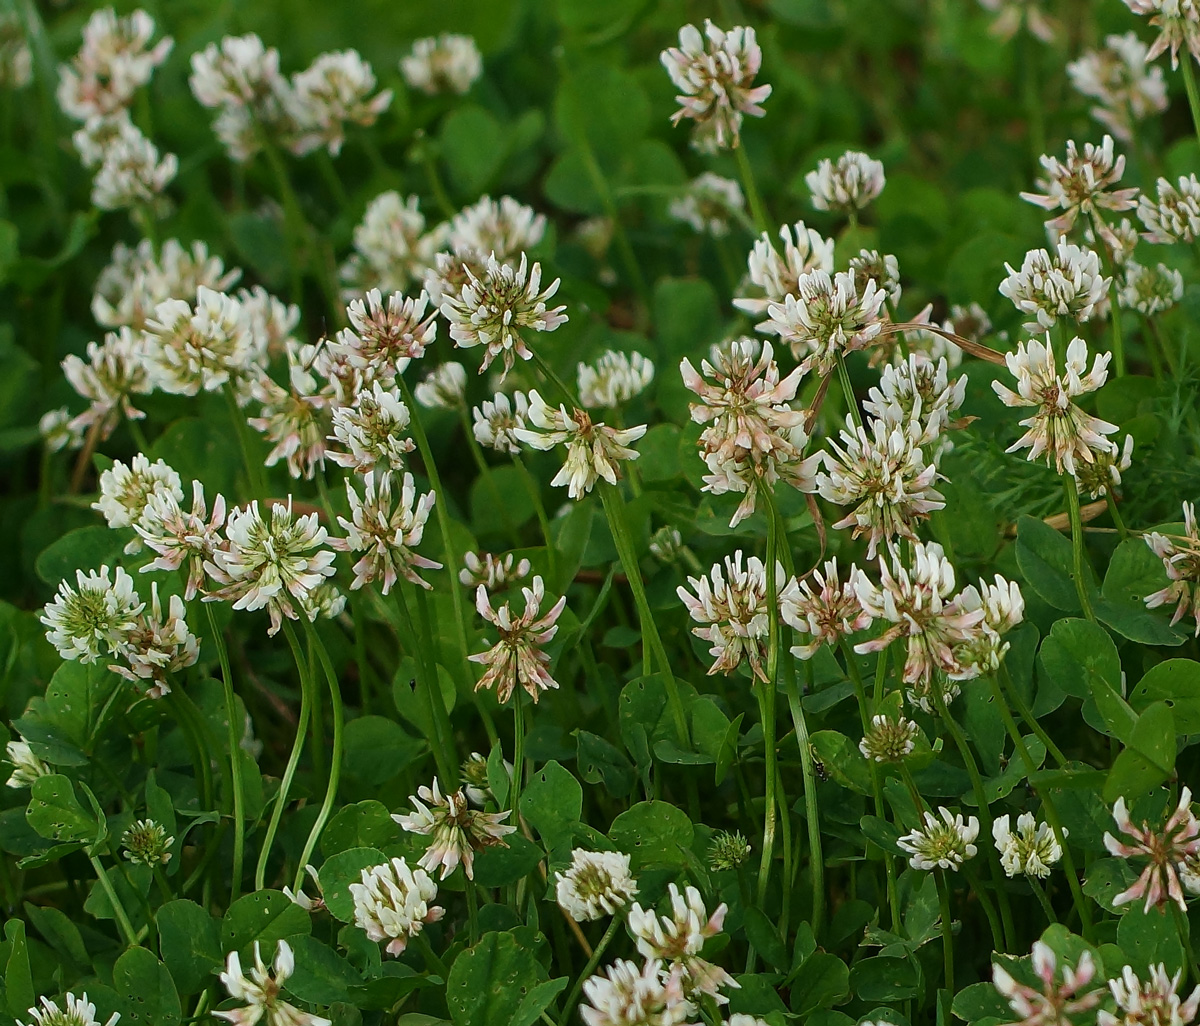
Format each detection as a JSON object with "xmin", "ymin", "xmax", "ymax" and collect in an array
[
  {"xmin": 256, "ymin": 620, "xmax": 314, "ymax": 891},
  {"xmin": 1171, "ymin": 902, "xmax": 1200, "ymax": 987},
  {"xmin": 999, "ymin": 666, "xmax": 1067, "ymax": 768},
  {"xmin": 755, "ymin": 479, "xmax": 783, "ymax": 915},
  {"xmin": 88, "ymin": 853, "xmax": 138, "ymax": 947},
  {"xmin": 935, "ymin": 868, "xmax": 955, "ymax": 1009},
  {"xmin": 988, "ymin": 673, "xmax": 1094, "ymax": 941},
  {"xmin": 166, "ymin": 689, "xmax": 213, "ymax": 814},
  {"xmin": 964, "ymin": 862, "xmax": 1005, "ymax": 951},
  {"xmin": 529, "ymin": 349, "xmax": 581, "ymax": 409},
  {"xmin": 510, "ymin": 691, "xmax": 525, "ymax": 816},
  {"xmin": 513, "ymin": 453, "xmax": 558, "ymax": 586},
  {"xmin": 292, "ymin": 620, "xmax": 344, "ymax": 893},
  {"xmin": 1029, "ymin": 876, "xmax": 1058, "ymax": 924},
  {"xmin": 1064, "ymin": 477, "xmax": 1096, "ymax": 621},
  {"xmin": 1089, "ymin": 213, "xmax": 1126, "ymax": 377},
  {"xmin": 936, "ymin": 694, "xmax": 1016, "ymax": 950},
  {"xmin": 835, "ymin": 356, "xmax": 863, "ymax": 431},
  {"xmin": 414, "ymin": 583, "xmax": 460, "ymax": 784},
  {"xmin": 466, "ymin": 879, "xmax": 480, "ymax": 945},
  {"xmin": 734, "ymin": 143, "xmax": 770, "ymax": 235},
  {"xmin": 873, "ymin": 647, "xmax": 888, "ymax": 706},
  {"xmin": 127, "ymin": 415, "xmax": 150, "ymax": 454},
  {"xmin": 413, "ymin": 931, "xmax": 450, "ymax": 978},
  {"xmin": 561, "ymin": 913, "xmax": 623, "ymax": 1023},
  {"xmin": 1181, "ymin": 56, "xmax": 1200, "ymax": 154},
  {"xmin": 223, "ymin": 384, "xmax": 268, "ymax": 501},
  {"xmin": 315, "ymin": 149, "xmax": 349, "ymax": 208},
  {"xmin": 421, "ymin": 147, "xmax": 457, "ymax": 220},
  {"xmin": 206, "ymin": 604, "xmax": 246, "ymax": 903},
  {"xmin": 1106, "ymin": 492, "xmax": 1129, "ymax": 540},
  {"xmin": 392, "ymin": 584, "xmax": 457, "ymax": 787},
  {"xmin": 261, "ymin": 142, "xmax": 309, "ymax": 310}
]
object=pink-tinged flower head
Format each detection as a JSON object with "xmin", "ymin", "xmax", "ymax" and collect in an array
[
  {"xmin": 627, "ymin": 884, "xmax": 737, "ymax": 1003},
  {"xmin": 248, "ymin": 342, "xmax": 330, "ymax": 481},
  {"xmin": 1020, "ymin": 135, "xmax": 1140, "ymax": 232},
  {"xmin": 216, "ymin": 940, "xmax": 330, "ymax": 1026},
  {"xmin": 333, "ymin": 288, "xmax": 437, "ymax": 384},
  {"xmin": 460, "ymin": 551, "xmax": 531, "ymax": 590},
  {"xmin": 109, "ymin": 583, "xmax": 199, "ymax": 696},
  {"xmin": 1100, "ymin": 963, "xmax": 1200, "ymax": 1026},
  {"xmin": 470, "ymin": 575, "xmax": 566, "ymax": 703},
  {"xmin": 780, "ymin": 558, "xmax": 872, "ymax": 658},
  {"xmin": 1123, "ymin": 0, "xmax": 1200, "ymax": 70},
  {"xmin": 62, "ymin": 328, "xmax": 152, "ymax": 441},
  {"xmin": 1067, "ymin": 34, "xmax": 1168, "ymax": 142},
  {"xmin": 1138, "ymin": 174, "xmax": 1200, "ymax": 243},
  {"xmin": 350, "ymin": 857, "xmax": 444, "ymax": 957},
  {"xmin": 580, "ymin": 959, "xmax": 697, "ymax": 1026},
  {"xmin": 1104, "ymin": 788, "xmax": 1200, "ymax": 912},
  {"xmin": 660, "ymin": 19, "xmax": 771, "ymax": 152},
  {"xmin": 992, "ymin": 941, "xmax": 1102, "ymax": 1026},
  {"xmin": 392, "ymin": 777, "xmax": 515, "ymax": 881},
  {"xmin": 805, "ymin": 150, "xmax": 886, "ymax": 213},
  {"xmin": 734, "ymin": 221, "xmax": 836, "ymax": 320},
  {"xmin": 137, "ymin": 481, "xmax": 228, "ymax": 600},
  {"xmin": 1144, "ymin": 502, "xmax": 1200, "ymax": 637}
]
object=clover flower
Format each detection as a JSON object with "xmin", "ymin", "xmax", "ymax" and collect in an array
[
  {"xmin": 1123, "ymin": 0, "xmax": 1200, "ymax": 70},
  {"xmin": 330, "ymin": 289, "xmax": 437, "ymax": 386},
  {"xmin": 709, "ymin": 831, "xmax": 752, "ymax": 870},
  {"xmin": 978, "ymin": 0, "xmax": 1057, "ymax": 41},
  {"xmin": 849, "ymin": 249, "xmax": 902, "ymax": 308},
  {"xmin": 1138, "ymin": 175, "xmax": 1200, "ymax": 243},
  {"xmin": 42, "ymin": 566, "xmax": 143, "ymax": 664},
  {"xmin": 992, "ymin": 941, "xmax": 1102, "ymax": 1026},
  {"xmin": 90, "ymin": 128, "xmax": 178, "ymax": 213},
  {"xmin": 445, "ymin": 196, "xmax": 547, "ymax": 269},
  {"xmin": 328, "ymin": 381, "xmax": 414, "ymax": 473},
  {"xmin": 734, "ymin": 221, "xmax": 836, "ymax": 319},
  {"xmin": 440, "ymin": 253, "xmax": 567, "ymax": 378},
  {"xmin": 514, "ymin": 391, "xmax": 646, "ymax": 499},
  {"xmin": 993, "ymin": 813, "xmax": 1064, "ymax": 878},
  {"xmin": 332, "ymin": 471, "xmax": 440, "ymax": 594},
  {"xmin": 460, "ymin": 551, "xmax": 531, "ymax": 590},
  {"xmin": 471, "ymin": 575, "xmax": 566, "ymax": 703},
  {"xmin": 864, "ymin": 355, "xmax": 967, "ymax": 449},
  {"xmin": 649, "ymin": 527, "xmax": 686, "ymax": 564},
  {"xmin": 472, "ymin": 391, "xmax": 529, "ymax": 454},
  {"xmin": 1144, "ymin": 502, "xmax": 1200, "ymax": 637},
  {"xmin": 1120, "ymin": 261, "xmax": 1184, "ymax": 315},
  {"xmin": 57, "ymin": 7, "xmax": 172, "ymax": 121},
  {"xmin": 94, "ymin": 455, "xmax": 182, "ymax": 540},
  {"xmin": 780, "ymin": 558, "xmax": 872, "ymax": 658},
  {"xmin": 339, "ymin": 193, "xmax": 442, "ymax": 297},
  {"xmin": 763, "ymin": 268, "xmax": 886, "ymax": 376},
  {"xmin": 681, "ymin": 338, "xmax": 819, "ymax": 527},
  {"xmin": 393, "ymin": 777, "xmax": 515, "ymax": 881},
  {"xmin": 897, "ymin": 807, "xmax": 980, "ymax": 871},
  {"xmin": 109, "ymin": 583, "xmax": 199, "ymax": 695},
  {"xmin": 579, "ymin": 351, "xmax": 655, "ymax": 409},
  {"xmin": 401, "ymin": 34, "xmax": 482, "ymax": 95},
  {"xmin": 6, "ymin": 740, "xmax": 50, "ymax": 789},
  {"xmin": 555, "ymin": 849, "xmax": 639, "ymax": 922},
  {"xmin": 18, "ymin": 994, "xmax": 119, "ymax": 1026},
  {"xmin": 1104, "ymin": 788, "xmax": 1200, "ymax": 912},
  {"xmin": 1020, "ymin": 135, "xmax": 1139, "ymax": 232},
  {"xmin": 628, "ymin": 884, "xmax": 736, "ymax": 1002},
  {"xmin": 413, "ymin": 361, "xmax": 467, "ymax": 409},
  {"xmin": 205, "ymin": 500, "xmax": 336, "ymax": 636},
  {"xmin": 190, "ymin": 33, "xmax": 283, "ymax": 109},
  {"xmin": 144, "ymin": 287, "xmax": 261, "ymax": 397},
  {"xmin": 350, "ymin": 857, "xmax": 444, "ymax": 956},
  {"xmin": 948, "ymin": 574, "xmax": 1025, "ymax": 681},
  {"xmin": 679, "ymin": 552, "xmax": 781, "ymax": 681},
  {"xmin": 248, "ymin": 345, "xmax": 330, "ymax": 481},
  {"xmin": 72, "ymin": 112, "xmax": 143, "ymax": 170},
  {"xmin": 580, "ymin": 959, "xmax": 695, "ymax": 1026},
  {"xmin": 286, "ymin": 50, "xmax": 391, "ymax": 156},
  {"xmin": 660, "ymin": 19, "xmax": 771, "ymax": 152},
  {"xmin": 805, "ymin": 150, "xmax": 886, "ymax": 213},
  {"xmin": 1000, "ymin": 242, "xmax": 1111, "ymax": 332},
  {"xmin": 1067, "ymin": 33, "xmax": 1168, "ymax": 142},
  {"xmin": 217, "ymin": 940, "xmax": 330, "ymax": 1026},
  {"xmin": 859, "ymin": 715, "xmax": 920, "ymax": 763},
  {"xmin": 137, "ymin": 481, "xmax": 228, "ymax": 600},
  {"xmin": 668, "ymin": 173, "xmax": 745, "ymax": 236},
  {"xmin": 62, "ymin": 329, "xmax": 151, "ymax": 440},
  {"xmin": 121, "ymin": 819, "xmax": 173, "ymax": 865},
  {"xmin": 1076, "ymin": 435, "xmax": 1133, "ymax": 499},
  {"xmin": 1101, "ymin": 964, "xmax": 1200, "ymax": 1026},
  {"xmin": 992, "ymin": 336, "xmax": 1118, "ymax": 477},
  {"xmin": 39, "ymin": 409, "xmax": 84, "ymax": 453}
]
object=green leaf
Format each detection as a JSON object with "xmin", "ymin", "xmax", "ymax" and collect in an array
[
  {"xmin": 1117, "ymin": 905, "xmax": 1185, "ymax": 977},
  {"xmin": 788, "ymin": 951, "xmax": 850, "ymax": 1014},
  {"xmin": 283, "ymin": 935, "xmax": 361, "ymax": 1005},
  {"xmin": 34, "ymin": 526, "xmax": 128, "ymax": 586},
  {"xmin": 859, "ymin": 815, "xmax": 904, "ymax": 857},
  {"xmin": 1104, "ymin": 701, "xmax": 1177, "ymax": 802},
  {"xmin": 1016, "ymin": 515, "xmax": 1093, "ymax": 612},
  {"xmin": 1129, "ymin": 660, "xmax": 1200, "ymax": 732},
  {"xmin": 519, "ymin": 760, "xmax": 582, "ymax": 854},
  {"xmin": 26, "ymin": 774, "xmax": 98, "ymax": 843},
  {"xmin": 848, "ymin": 955, "xmax": 920, "ymax": 1001},
  {"xmin": 440, "ymin": 105, "xmax": 507, "ymax": 196},
  {"xmin": 23, "ymin": 903, "xmax": 89, "ymax": 974},
  {"xmin": 342, "ymin": 716, "xmax": 422, "ymax": 786},
  {"xmin": 810, "ymin": 731, "xmax": 872, "ymax": 795},
  {"xmin": 4, "ymin": 919, "xmax": 35, "ymax": 1018},
  {"xmin": 323, "ymin": 801, "xmax": 396, "ymax": 857},
  {"xmin": 953, "ymin": 981, "xmax": 1011, "ymax": 1023},
  {"xmin": 473, "ymin": 833, "xmax": 544, "ymax": 889},
  {"xmin": 1099, "ymin": 538, "xmax": 1188, "ymax": 646},
  {"xmin": 157, "ymin": 899, "xmax": 223, "ymax": 995},
  {"xmin": 743, "ymin": 908, "xmax": 788, "ymax": 971},
  {"xmin": 575, "ymin": 730, "xmax": 636, "ymax": 798},
  {"xmin": 1038, "ymin": 619, "xmax": 1132, "ymax": 741},
  {"xmin": 652, "ymin": 278, "xmax": 723, "ymax": 361},
  {"xmin": 608, "ymin": 800, "xmax": 694, "ymax": 870},
  {"xmin": 554, "ymin": 66, "xmax": 649, "ymax": 165},
  {"xmin": 320, "ymin": 847, "xmax": 388, "ymax": 924},
  {"xmin": 446, "ymin": 931, "xmax": 551, "ymax": 1026},
  {"xmin": 222, "ymin": 890, "xmax": 312, "ymax": 953},
  {"xmin": 113, "ymin": 946, "xmax": 181, "ymax": 1026}
]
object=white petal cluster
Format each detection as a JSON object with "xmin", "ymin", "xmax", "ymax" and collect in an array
[
  {"xmin": 1139, "ymin": 174, "xmax": 1200, "ymax": 243},
  {"xmin": 679, "ymin": 552, "xmax": 780, "ymax": 681},
  {"xmin": 858, "ymin": 714, "xmax": 920, "ymax": 763},
  {"xmin": 216, "ymin": 940, "xmax": 330, "ymax": 1026},
  {"xmin": 805, "ymin": 150, "xmax": 886, "ymax": 213},
  {"xmin": 143, "ymin": 287, "xmax": 262, "ymax": 397},
  {"xmin": 351, "ymin": 857, "xmax": 444, "ymax": 956},
  {"xmin": 734, "ymin": 221, "xmax": 835, "ymax": 318},
  {"xmin": 42, "ymin": 566, "xmax": 144, "ymax": 664},
  {"xmin": 849, "ymin": 249, "xmax": 902, "ymax": 308},
  {"xmin": 287, "ymin": 50, "xmax": 392, "ymax": 156},
  {"xmin": 1124, "ymin": 0, "xmax": 1200, "ymax": 70},
  {"xmin": 578, "ymin": 351, "xmax": 655, "ymax": 409},
  {"xmin": 1076, "ymin": 434, "xmax": 1134, "ymax": 499},
  {"xmin": 445, "ymin": 196, "xmax": 547, "ymax": 271},
  {"xmin": 248, "ymin": 343, "xmax": 330, "ymax": 481},
  {"xmin": 472, "ymin": 391, "xmax": 529, "ymax": 453},
  {"xmin": 6, "ymin": 740, "xmax": 50, "ymax": 789},
  {"xmin": 57, "ymin": 8, "xmax": 172, "ymax": 121},
  {"xmin": 94, "ymin": 455, "xmax": 183, "ymax": 533},
  {"xmin": 1144, "ymin": 501, "xmax": 1200, "ymax": 637},
  {"xmin": 18, "ymin": 994, "xmax": 119, "ymax": 1026},
  {"xmin": 400, "ymin": 34, "xmax": 483, "ymax": 95},
  {"xmin": 393, "ymin": 777, "xmax": 515, "ymax": 881},
  {"xmin": 39, "ymin": 408, "xmax": 84, "ymax": 453},
  {"xmin": 460, "ymin": 551, "xmax": 531, "ymax": 590},
  {"xmin": 1119, "ymin": 261, "xmax": 1184, "ymax": 315},
  {"xmin": 90, "ymin": 127, "xmax": 177, "ymax": 212},
  {"xmin": 627, "ymin": 884, "xmax": 736, "ymax": 1003},
  {"xmin": 109, "ymin": 583, "xmax": 199, "ymax": 696},
  {"xmin": 1000, "ymin": 242, "xmax": 1111, "ymax": 332},
  {"xmin": 1019, "ymin": 135, "xmax": 1139, "ymax": 232},
  {"xmin": 137, "ymin": 481, "xmax": 228, "ymax": 600},
  {"xmin": 897, "ymin": 807, "xmax": 980, "ymax": 871},
  {"xmin": 414, "ymin": 362, "xmax": 467, "ymax": 410},
  {"xmin": 1067, "ymin": 33, "xmax": 1168, "ymax": 142},
  {"xmin": 555, "ymin": 849, "xmax": 638, "ymax": 922},
  {"xmin": 470, "ymin": 576, "xmax": 566, "ymax": 703},
  {"xmin": 62, "ymin": 329, "xmax": 152, "ymax": 440},
  {"xmin": 332, "ymin": 288, "xmax": 437, "ymax": 386},
  {"xmin": 668, "ymin": 173, "xmax": 745, "ymax": 236},
  {"xmin": 0, "ymin": 15, "xmax": 31, "ymax": 89},
  {"xmin": 580, "ymin": 959, "xmax": 696, "ymax": 1026},
  {"xmin": 1100, "ymin": 964, "xmax": 1200, "ymax": 1026},
  {"xmin": 514, "ymin": 392, "xmax": 646, "ymax": 499},
  {"xmin": 992, "ymin": 813, "xmax": 1064, "ymax": 878},
  {"xmin": 339, "ymin": 193, "xmax": 443, "ymax": 298},
  {"xmin": 328, "ymin": 380, "xmax": 414, "ymax": 473},
  {"xmin": 863, "ymin": 355, "xmax": 967, "ymax": 449},
  {"xmin": 978, "ymin": 0, "xmax": 1057, "ymax": 42},
  {"xmin": 780, "ymin": 558, "xmax": 872, "ymax": 659}
]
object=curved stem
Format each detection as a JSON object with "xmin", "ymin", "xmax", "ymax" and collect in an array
[
  {"xmin": 561, "ymin": 916, "xmax": 622, "ymax": 1025},
  {"xmin": 1064, "ymin": 477, "xmax": 1096, "ymax": 621},
  {"xmin": 964, "ymin": 862, "xmax": 1005, "ymax": 951},
  {"xmin": 1029, "ymin": 876, "xmax": 1058, "ymax": 925},
  {"xmin": 1106, "ymin": 492, "xmax": 1129, "ymax": 540},
  {"xmin": 936, "ymin": 869, "xmax": 955, "ymax": 1008},
  {"xmin": 835, "ymin": 357, "xmax": 862, "ymax": 431},
  {"xmin": 206, "ymin": 604, "xmax": 245, "ymax": 903},
  {"xmin": 88, "ymin": 853, "xmax": 138, "ymax": 946},
  {"xmin": 734, "ymin": 143, "xmax": 770, "ymax": 235}
]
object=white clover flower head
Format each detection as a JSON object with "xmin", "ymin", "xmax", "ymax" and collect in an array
[
  {"xmin": 1120, "ymin": 261, "xmax": 1184, "ymax": 315},
  {"xmin": 1139, "ymin": 175, "xmax": 1200, "ymax": 243},
  {"xmin": 649, "ymin": 526, "xmax": 685, "ymax": 564},
  {"xmin": 335, "ymin": 288, "xmax": 437, "ymax": 382},
  {"xmin": 578, "ymin": 351, "xmax": 655, "ymax": 409},
  {"xmin": 514, "ymin": 391, "xmax": 646, "ymax": 499},
  {"xmin": 992, "ymin": 335, "xmax": 1118, "ymax": 477},
  {"xmin": 57, "ymin": 7, "xmax": 172, "ymax": 121},
  {"xmin": 72, "ymin": 111, "xmax": 143, "ymax": 169},
  {"xmin": 859, "ymin": 714, "xmax": 920, "ymax": 763},
  {"xmin": 413, "ymin": 361, "xmax": 468, "ymax": 410},
  {"xmin": 470, "ymin": 575, "xmax": 566, "ymax": 703},
  {"xmin": 472, "ymin": 391, "xmax": 530, "ymax": 453},
  {"xmin": 946, "ymin": 301, "xmax": 993, "ymax": 344},
  {"xmin": 18, "ymin": 994, "xmax": 119, "ymax": 1026},
  {"xmin": 121, "ymin": 818, "xmax": 173, "ymax": 865},
  {"xmin": 1067, "ymin": 33, "xmax": 1169, "ymax": 142},
  {"xmin": 805, "ymin": 150, "xmax": 886, "ymax": 213},
  {"xmin": 1105, "ymin": 788, "xmax": 1200, "ymax": 912},
  {"xmin": 627, "ymin": 883, "xmax": 736, "ymax": 1003},
  {"xmin": 62, "ymin": 328, "xmax": 152, "ymax": 441},
  {"xmin": 205, "ymin": 499, "xmax": 336, "ymax": 636},
  {"xmin": 948, "ymin": 575, "xmax": 1025, "ymax": 681},
  {"xmin": 555, "ymin": 849, "xmax": 639, "ymax": 922},
  {"xmin": 94, "ymin": 454, "xmax": 183, "ymax": 536},
  {"xmin": 460, "ymin": 551, "xmax": 531, "ymax": 590},
  {"xmin": 992, "ymin": 941, "xmax": 1102, "ymax": 1026},
  {"xmin": 393, "ymin": 777, "xmax": 515, "ymax": 881},
  {"xmin": 978, "ymin": 0, "xmax": 1057, "ymax": 41},
  {"xmin": 6, "ymin": 740, "xmax": 50, "ymax": 789},
  {"xmin": 332, "ymin": 471, "xmax": 441, "ymax": 595},
  {"xmin": 286, "ymin": 50, "xmax": 391, "ymax": 157},
  {"xmin": 42, "ymin": 565, "xmax": 144, "ymax": 664},
  {"xmin": 217, "ymin": 940, "xmax": 330, "ymax": 1026},
  {"xmin": 400, "ymin": 34, "xmax": 482, "ymax": 95},
  {"xmin": 1100, "ymin": 964, "xmax": 1200, "ymax": 1026},
  {"xmin": 679, "ymin": 552, "xmax": 783, "ymax": 681},
  {"xmin": 1000, "ymin": 242, "xmax": 1111, "ymax": 332},
  {"xmin": 328, "ymin": 380, "xmax": 414, "ymax": 473},
  {"xmin": 237, "ymin": 286, "xmax": 299, "ymax": 362},
  {"xmin": 1123, "ymin": 0, "xmax": 1200, "ymax": 70},
  {"xmin": 660, "ymin": 19, "xmax": 771, "ymax": 152},
  {"xmin": 109, "ymin": 583, "xmax": 199, "ymax": 696},
  {"xmin": 993, "ymin": 813, "xmax": 1064, "ymax": 878},
  {"xmin": 1020, "ymin": 135, "xmax": 1140, "ymax": 232},
  {"xmin": 780, "ymin": 558, "xmax": 872, "ymax": 659},
  {"xmin": 90, "ymin": 128, "xmax": 178, "ymax": 213},
  {"xmin": 144, "ymin": 286, "xmax": 262, "ymax": 397},
  {"xmin": 580, "ymin": 959, "xmax": 695, "ymax": 1026},
  {"xmin": 39, "ymin": 408, "xmax": 84, "ymax": 454},
  {"xmin": 136, "ymin": 481, "xmax": 228, "ymax": 601},
  {"xmin": 190, "ymin": 33, "xmax": 283, "ymax": 110},
  {"xmin": 446, "ymin": 196, "xmax": 547, "ymax": 267},
  {"xmin": 817, "ymin": 414, "xmax": 946, "ymax": 558},
  {"xmin": 897, "ymin": 807, "xmax": 980, "ymax": 871},
  {"xmin": 1076, "ymin": 434, "xmax": 1134, "ymax": 499},
  {"xmin": 440, "ymin": 253, "xmax": 567, "ymax": 379},
  {"xmin": 350, "ymin": 857, "xmax": 444, "ymax": 956},
  {"xmin": 668, "ymin": 173, "xmax": 745, "ymax": 236},
  {"xmin": 248, "ymin": 345, "xmax": 330, "ymax": 482},
  {"xmin": 734, "ymin": 221, "xmax": 836, "ymax": 319},
  {"xmin": 1144, "ymin": 502, "xmax": 1200, "ymax": 637},
  {"xmin": 764, "ymin": 268, "xmax": 886, "ymax": 376},
  {"xmin": 849, "ymin": 249, "xmax": 902, "ymax": 308},
  {"xmin": 1088, "ymin": 217, "xmax": 1142, "ymax": 267},
  {"xmin": 340, "ymin": 192, "xmax": 441, "ymax": 298},
  {"xmin": 864, "ymin": 354, "xmax": 968, "ymax": 449}
]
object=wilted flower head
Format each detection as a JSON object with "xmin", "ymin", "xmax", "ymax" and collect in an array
[
  {"xmin": 580, "ymin": 959, "xmax": 695, "ymax": 1026},
  {"xmin": 992, "ymin": 336, "xmax": 1118, "ymax": 476},
  {"xmin": 109, "ymin": 583, "xmax": 200, "ymax": 695},
  {"xmin": 764, "ymin": 268, "xmax": 886, "ymax": 376},
  {"xmin": 1067, "ymin": 33, "xmax": 1169, "ymax": 142},
  {"xmin": 57, "ymin": 7, "xmax": 172, "ymax": 121},
  {"xmin": 350, "ymin": 857, "xmax": 444, "ymax": 956},
  {"xmin": 18, "ymin": 994, "xmax": 119, "ymax": 1026},
  {"xmin": 1076, "ymin": 434, "xmax": 1133, "ymax": 499},
  {"xmin": 6, "ymin": 740, "xmax": 50, "ymax": 789},
  {"xmin": 401, "ymin": 34, "xmax": 482, "ymax": 95},
  {"xmin": 991, "ymin": 941, "xmax": 1102, "ymax": 1026},
  {"xmin": 514, "ymin": 392, "xmax": 646, "ymax": 499},
  {"xmin": 578, "ymin": 351, "xmax": 655, "ymax": 409},
  {"xmin": 121, "ymin": 819, "xmax": 173, "ymax": 865},
  {"xmin": 472, "ymin": 391, "xmax": 529, "ymax": 453},
  {"xmin": 993, "ymin": 813, "xmax": 1064, "ymax": 878},
  {"xmin": 328, "ymin": 381, "xmax": 414, "ymax": 473},
  {"xmin": 63, "ymin": 329, "xmax": 151, "ymax": 440},
  {"xmin": 734, "ymin": 221, "xmax": 836, "ymax": 319},
  {"xmin": 780, "ymin": 558, "xmax": 872, "ymax": 658},
  {"xmin": 1120, "ymin": 261, "xmax": 1184, "ymax": 315},
  {"xmin": 555, "ymin": 849, "xmax": 638, "ymax": 922},
  {"xmin": 709, "ymin": 830, "xmax": 752, "ymax": 870},
  {"xmin": 628, "ymin": 883, "xmax": 736, "ymax": 1002},
  {"xmin": 805, "ymin": 151, "xmax": 886, "ymax": 214},
  {"xmin": 393, "ymin": 777, "xmax": 515, "ymax": 880},
  {"xmin": 413, "ymin": 361, "xmax": 467, "ymax": 410},
  {"xmin": 660, "ymin": 19, "xmax": 771, "ymax": 152},
  {"xmin": 1107, "ymin": 789, "xmax": 1200, "ymax": 912},
  {"xmin": 216, "ymin": 940, "xmax": 330, "ymax": 1026},
  {"xmin": 1000, "ymin": 242, "xmax": 1111, "ymax": 332},
  {"xmin": 471, "ymin": 575, "xmax": 566, "ymax": 703},
  {"xmin": 897, "ymin": 807, "xmax": 980, "ymax": 870},
  {"xmin": 137, "ymin": 481, "xmax": 228, "ymax": 600},
  {"xmin": 978, "ymin": 0, "xmax": 1057, "ymax": 42},
  {"xmin": 1123, "ymin": 0, "xmax": 1200, "ymax": 70},
  {"xmin": 460, "ymin": 551, "xmax": 531, "ymax": 590},
  {"xmin": 1139, "ymin": 175, "xmax": 1200, "ymax": 243},
  {"xmin": 1020, "ymin": 135, "xmax": 1139, "ymax": 232},
  {"xmin": 1100, "ymin": 964, "xmax": 1200, "ymax": 1026},
  {"xmin": 42, "ymin": 565, "xmax": 143, "ymax": 664},
  {"xmin": 679, "ymin": 552, "xmax": 781, "ymax": 681},
  {"xmin": 859, "ymin": 714, "xmax": 920, "ymax": 763},
  {"xmin": 668, "ymin": 173, "xmax": 745, "ymax": 236},
  {"xmin": 1144, "ymin": 502, "xmax": 1200, "ymax": 637},
  {"xmin": 287, "ymin": 50, "xmax": 391, "ymax": 156}
]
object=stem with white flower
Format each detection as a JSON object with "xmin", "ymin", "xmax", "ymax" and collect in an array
[
  {"xmin": 561, "ymin": 914, "xmax": 623, "ymax": 1024},
  {"xmin": 734, "ymin": 142, "xmax": 769, "ymax": 235},
  {"xmin": 936, "ymin": 867, "xmax": 955, "ymax": 1009},
  {"xmin": 510, "ymin": 689, "xmax": 525, "ymax": 817},
  {"xmin": 206, "ymin": 604, "xmax": 246, "ymax": 903},
  {"xmin": 391, "ymin": 584, "xmax": 456, "ymax": 787},
  {"xmin": 1028, "ymin": 875, "xmax": 1058, "ymax": 924},
  {"xmin": 835, "ymin": 356, "xmax": 863, "ymax": 431},
  {"xmin": 1063, "ymin": 476, "xmax": 1096, "ymax": 620},
  {"xmin": 88, "ymin": 852, "xmax": 138, "ymax": 946}
]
